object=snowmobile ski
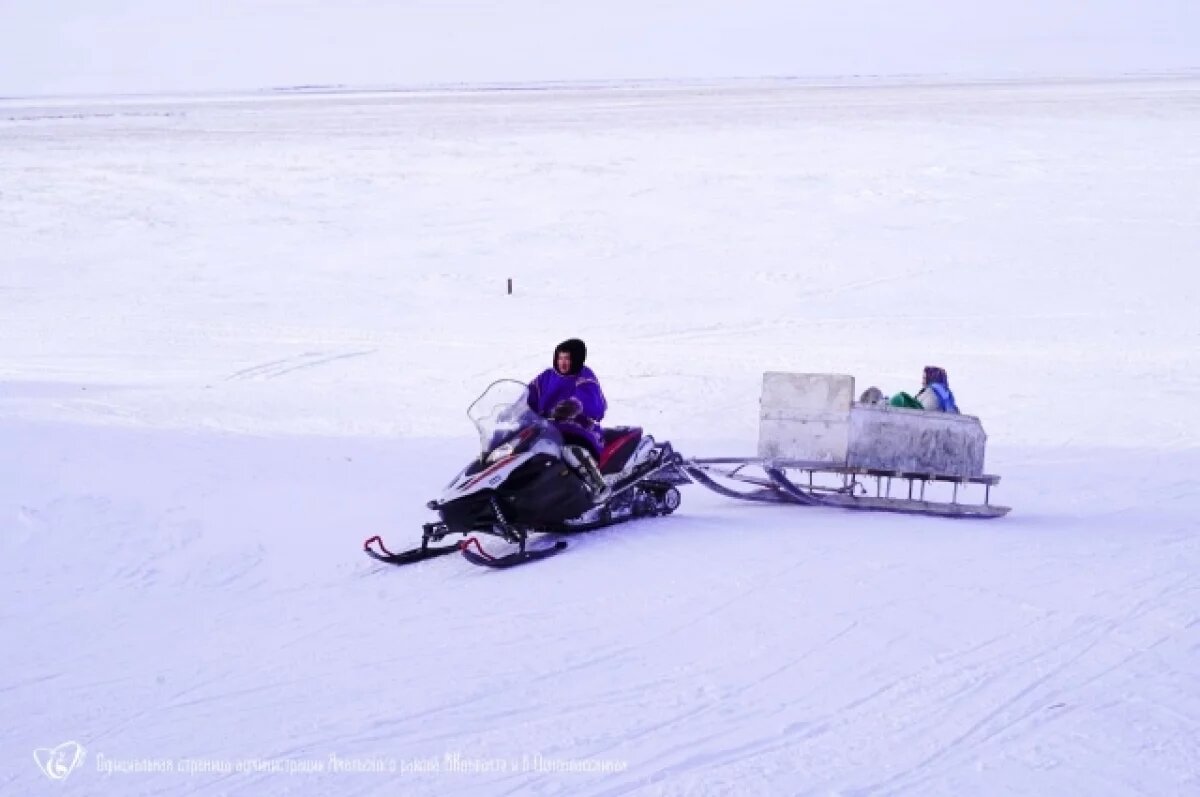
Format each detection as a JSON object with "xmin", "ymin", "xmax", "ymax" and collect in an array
[
  {"xmin": 363, "ymin": 534, "xmax": 460, "ymax": 567},
  {"xmin": 459, "ymin": 536, "xmax": 568, "ymax": 569}
]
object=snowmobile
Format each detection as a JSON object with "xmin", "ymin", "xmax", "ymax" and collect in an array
[{"xmin": 364, "ymin": 380, "xmax": 690, "ymax": 569}]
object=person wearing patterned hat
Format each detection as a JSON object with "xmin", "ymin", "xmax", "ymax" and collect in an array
[
  {"xmin": 914, "ymin": 365, "xmax": 959, "ymax": 412},
  {"xmin": 885, "ymin": 365, "xmax": 960, "ymax": 412}
]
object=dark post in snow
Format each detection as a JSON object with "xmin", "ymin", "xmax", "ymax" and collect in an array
[{"xmin": 507, "ymin": 278, "xmax": 513, "ymax": 295}]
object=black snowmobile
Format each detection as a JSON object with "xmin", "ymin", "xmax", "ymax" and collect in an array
[{"xmin": 364, "ymin": 380, "xmax": 690, "ymax": 569}]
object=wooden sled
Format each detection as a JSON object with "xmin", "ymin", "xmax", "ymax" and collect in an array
[{"xmin": 682, "ymin": 372, "xmax": 1011, "ymax": 519}]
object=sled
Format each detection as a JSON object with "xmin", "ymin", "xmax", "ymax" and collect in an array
[{"xmin": 685, "ymin": 372, "xmax": 1009, "ymax": 519}]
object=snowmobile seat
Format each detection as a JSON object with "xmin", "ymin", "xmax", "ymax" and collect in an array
[{"xmin": 597, "ymin": 427, "xmax": 644, "ymax": 474}]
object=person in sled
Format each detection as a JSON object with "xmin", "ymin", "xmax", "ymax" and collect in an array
[
  {"xmin": 527, "ymin": 338, "xmax": 612, "ymax": 502},
  {"xmin": 887, "ymin": 365, "xmax": 960, "ymax": 412}
]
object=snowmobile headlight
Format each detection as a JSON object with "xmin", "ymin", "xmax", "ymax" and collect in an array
[
  {"xmin": 486, "ymin": 441, "xmax": 518, "ymax": 464},
  {"xmin": 485, "ymin": 427, "xmax": 535, "ymax": 464}
]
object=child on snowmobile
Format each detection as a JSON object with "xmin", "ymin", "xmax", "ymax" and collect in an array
[{"xmin": 527, "ymin": 338, "xmax": 612, "ymax": 502}]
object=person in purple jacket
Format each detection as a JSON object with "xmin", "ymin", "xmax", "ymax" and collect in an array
[{"xmin": 527, "ymin": 338, "xmax": 611, "ymax": 502}]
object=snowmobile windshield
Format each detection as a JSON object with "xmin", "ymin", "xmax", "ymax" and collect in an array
[{"xmin": 467, "ymin": 380, "xmax": 545, "ymax": 455}]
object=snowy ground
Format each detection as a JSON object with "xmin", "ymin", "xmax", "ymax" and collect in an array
[{"xmin": 3, "ymin": 78, "xmax": 1199, "ymax": 795}]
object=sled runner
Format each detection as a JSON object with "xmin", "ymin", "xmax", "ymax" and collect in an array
[{"xmin": 684, "ymin": 458, "xmax": 1008, "ymax": 518}]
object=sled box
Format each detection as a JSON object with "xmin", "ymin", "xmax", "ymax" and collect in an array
[{"xmin": 757, "ymin": 372, "xmax": 987, "ymax": 478}]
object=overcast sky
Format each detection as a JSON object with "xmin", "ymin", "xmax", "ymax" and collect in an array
[{"xmin": 2, "ymin": 1, "xmax": 1197, "ymax": 97}]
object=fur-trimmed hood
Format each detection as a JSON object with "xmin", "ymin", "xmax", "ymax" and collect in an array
[{"xmin": 553, "ymin": 338, "xmax": 587, "ymax": 376}]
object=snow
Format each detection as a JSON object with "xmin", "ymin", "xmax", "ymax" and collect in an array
[{"xmin": 3, "ymin": 77, "xmax": 1200, "ymax": 794}]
